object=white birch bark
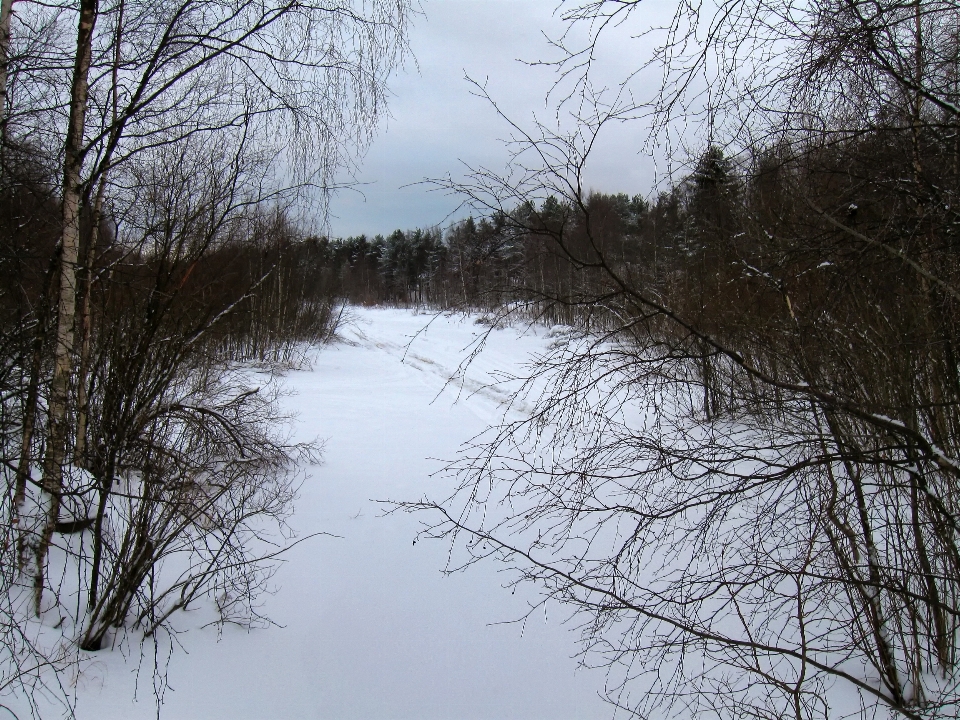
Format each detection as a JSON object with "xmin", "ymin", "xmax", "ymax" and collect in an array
[{"xmin": 32, "ymin": 0, "xmax": 99, "ymax": 616}]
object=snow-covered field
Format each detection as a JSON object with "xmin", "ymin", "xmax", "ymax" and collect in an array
[{"xmin": 63, "ymin": 307, "xmax": 612, "ymax": 720}]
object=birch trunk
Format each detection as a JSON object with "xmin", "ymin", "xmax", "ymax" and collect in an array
[
  {"xmin": 32, "ymin": 0, "xmax": 99, "ymax": 616},
  {"xmin": 76, "ymin": 0, "xmax": 122, "ymax": 466},
  {"xmin": 0, "ymin": 0, "xmax": 14, "ymax": 138}
]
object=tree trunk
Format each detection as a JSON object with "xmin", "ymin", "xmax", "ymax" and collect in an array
[
  {"xmin": 33, "ymin": 0, "xmax": 99, "ymax": 616},
  {"xmin": 13, "ymin": 254, "xmax": 57, "ymax": 566},
  {"xmin": 0, "ymin": 0, "xmax": 14, "ymax": 142},
  {"xmin": 74, "ymin": 178, "xmax": 106, "ymax": 466}
]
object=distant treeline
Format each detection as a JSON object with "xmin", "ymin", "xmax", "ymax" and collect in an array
[
  {"xmin": 330, "ymin": 120, "xmax": 960, "ymax": 475},
  {"xmin": 317, "ymin": 193, "xmax": 651, "ymax": 314}
]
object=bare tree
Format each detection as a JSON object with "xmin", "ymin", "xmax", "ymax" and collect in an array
[
  {"xmin": 0, "ymin": 0, "xmax": 412, "ymax": 713},
  {"xmin": 27, "ymin": 0, "xmax": 98, "ymax": 616},
  {"xmin": 6, "ymin": 0, "xmax": 410, "ymax": 611},
  {"xmin": 0, "ymin": 0, "xmax": 13, "ymax": 132},
  {"xmin": 397, "ymin": 2, "xmax": 960, "ymax": 718}
]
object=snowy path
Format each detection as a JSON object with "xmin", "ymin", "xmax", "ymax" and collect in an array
[{"xmin": 70, "ymin": 308, "xmax": 612, "ymax": 720}]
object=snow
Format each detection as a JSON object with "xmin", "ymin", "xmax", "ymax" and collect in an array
[{"xmin": 57, "ymin": 307, "xmax": 612, "ymax": 720}]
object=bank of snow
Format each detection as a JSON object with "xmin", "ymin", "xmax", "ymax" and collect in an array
[{"xmin": 65, "ymin": 307, "xmax": 611, "ymax": 720}]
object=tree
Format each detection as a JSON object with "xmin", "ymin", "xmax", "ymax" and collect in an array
[
  {"xmin": 399, "ymin": 1, "xmax": 960, "ymax": 718},
  {"xmin": 0, "ymin": 0, "xmax": 412, "ymax": 711},
  {"xmin": 4, "ymin": 0, "xmax": 412, "ymax": 607},
  {"xmin": 30, "ymin": 0, "xmax": 98, "ymax": 615},
  {"xmin": 0, "ymin": 0, "xmax": 13, "ymax": 134}
]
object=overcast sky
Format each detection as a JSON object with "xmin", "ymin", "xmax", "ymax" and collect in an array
[{"xmin": 328, "ymin": 0, "xmax": 667, "ymax": 239}]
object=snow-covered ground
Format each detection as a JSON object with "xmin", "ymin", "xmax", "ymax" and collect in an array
[{"xmin": 64, "ymin": 307, "xmax": 612, "ymax": 720}]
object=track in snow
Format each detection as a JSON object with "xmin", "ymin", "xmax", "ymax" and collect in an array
[{"xmin": 66, "ymin": 307, "xmax": 612, "ymax": 720}]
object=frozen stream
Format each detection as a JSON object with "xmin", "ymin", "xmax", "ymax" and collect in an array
[{"xmin": 69, "ymin": 307, "xmax": 612, "ymax": 720}]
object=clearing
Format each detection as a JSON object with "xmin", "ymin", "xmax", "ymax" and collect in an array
[{"xmin": 64, "ymin": 307, "xmax": 611, "ymax": 720}]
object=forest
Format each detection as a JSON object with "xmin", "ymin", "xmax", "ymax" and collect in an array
[{"xmin": 3, "ymin": 0, "xmax": 960, "ymax": 718}]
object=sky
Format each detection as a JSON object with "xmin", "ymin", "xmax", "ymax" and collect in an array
[{"xmin": 328, "ymin": 0, "xmax": 667, "ymax": 239}]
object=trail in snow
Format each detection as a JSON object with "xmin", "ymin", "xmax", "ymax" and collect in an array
[{"xmin": 64, "ymin": 307, "xmax": 612, "ymax": 720}]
